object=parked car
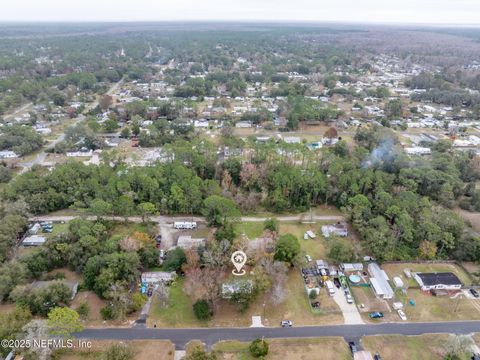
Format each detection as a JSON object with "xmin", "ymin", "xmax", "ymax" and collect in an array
[
  {"xmin": 345, "ymin": 292, "xmax": 353, "ymax": 304},
  {"xmin": 305, "ymin": 255, "xmax": 312, "ymax": 262},
  {"xmin": 348, "ymin": 342, "xmax": 357, "ymax": 353},
  {"xmin": 470, "ymin": 288, "xmax": 479, "ymax": 298},
  {"xmin": 159, "ymin": 249, "xmax": 166, "ymax": 260},
  {"xmin": 374, "ymin": 353, "xmax": 382, "ymax": 360},
  {"xmin": 311, "ymin": 301, "xmax": 320, "ymax": 308},
  {"xmin": 281, "ymin": 320, "xmax": 293, "ymax": 327},
  {"xmin": 397, "ymin": 309, "xmax": 407, "ymax": 321},
  {"xmin": 333, "ymin": 278, "xmax": 341, "ymax": 289},
  {"xmin": 147, "ymin": 288, "xmax": 153, "ymax": 297},
  {"xmin": 369, "ymin": 312, "xmax": 384, "ymax": 319}
]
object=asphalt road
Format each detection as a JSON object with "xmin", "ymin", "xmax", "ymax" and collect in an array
[
  {"xmin": 30, "ymin": 214, "xmax": 345, "ymax": 225},
  {"xmin": 75, "ymin": 321, "xmax": 480, "ymax": 349}
]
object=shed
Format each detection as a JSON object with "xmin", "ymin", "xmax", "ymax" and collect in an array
[
  {"xmin": 342, "ymin": 263, "xmax": 364, "ymax": 272},
  {"xmin": 393, "ymin": 276, "xmax": 404, "ymax": 288}
]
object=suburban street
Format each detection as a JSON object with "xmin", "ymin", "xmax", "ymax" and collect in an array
[
  {"xmin": 29, "ymin": 214, "xmax": 345, "ymax": 224},
  {"xmin": 75, "ymin": 321, "xmax": 480, "ymax": 349}
]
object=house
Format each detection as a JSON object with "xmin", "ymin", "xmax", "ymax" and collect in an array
[
  {"xmin": 368, "ymin": 263, "xmax": 394, "ymax": 299},
  {"xmin": 141, "ymin": 271, "xmax": 176, "ymax": 285},
  {"xmin": 222, "ymin": 280, "xmax": 253, "ymax": 299},
  {"xmin": 22, "ymin": 235, "xmax": 46, "ymax": 246},
  {"xmin": 31, "ymin": 280, "xmax": 78, "ymax": 300},
  {"xmin": 414, "ymin": 272, "xmax": 462, "ymax": 291},
  {"xmin": 176, "ymin": 235, "xmax": 205, "ymax": 249},
  {"xmin": 0, "ymin": 150, "xmax": 18, "ymax": 159},
  {"xmin": 321, "ymin": 223, "xmax": 348, "ymax": 237}
]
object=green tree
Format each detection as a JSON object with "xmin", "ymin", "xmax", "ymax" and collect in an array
[
  {"xmin": 137, "ymin": 202, "xmax": 156, "ymax": 222},
  {"xmin": 274, "ymin": 234, "xmax": 300, "ymax": 265},
  {"xmin": 162, "ymin": 247, "xmax": 186, "ymax": 272},
  {"xmin": 203, "ymin": 195, "xmax": 240, "ymax": 226},
  {"xmin": 77, "ymin": 301, "xmax": 90, "ymax": 319},
  {"xmin": 47, "ymin": 307, "xmax": 83, "ymax": 337},
  {"xmin": 90, "ymin": 199, "xmax": 113, "ymax": 220}
]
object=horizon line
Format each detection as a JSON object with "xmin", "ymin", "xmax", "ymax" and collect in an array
[{"xmin": 0, "ymin": 19, "xmax": 479, "ymax": 28}]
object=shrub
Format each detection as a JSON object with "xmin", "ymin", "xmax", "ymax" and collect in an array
[
  {"xmin": 193, "ymin": 299, "xmax": 212, "ymax": 320},
  {"xmin": 249, "ymin": 338, "xmax": 269, "ymax": 358}
]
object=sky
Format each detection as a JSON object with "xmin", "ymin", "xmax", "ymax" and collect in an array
[{"xmin": 2, "ymin": 0, "xmax": 480, "ymax": 25}]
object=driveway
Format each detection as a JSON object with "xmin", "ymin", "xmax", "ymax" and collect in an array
[{"xmin": 332, "ymin": 289, "xmax": 364, "ymax": 325}]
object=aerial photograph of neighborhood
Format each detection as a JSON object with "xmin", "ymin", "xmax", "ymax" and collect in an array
[{"xmin": 1, "ymin": 1, "xmax": 480, "ymax": 359}]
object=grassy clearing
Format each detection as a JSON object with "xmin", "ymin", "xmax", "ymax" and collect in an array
[
  {"xmin": 214, "ymin": 337, "xmax": 351, "ymax": 360},
  {"xmin": 235, "ymin": 221, "xmax": 265, "ymax": 239},
  {"xmin": 362, "ymin": 334, "xmax": 471, "ymax": 360},
  {"xmin": 148, "ymin": 279, "xmax": 202, "ymax": 328},
  {"xmin": 55, "ymin": 340, "xmax": 175, "ymax": 360}
]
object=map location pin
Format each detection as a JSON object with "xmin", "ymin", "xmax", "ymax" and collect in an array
[{"xmin": 231, "ymin": 250, "xmax": 247, "ymax": 276}]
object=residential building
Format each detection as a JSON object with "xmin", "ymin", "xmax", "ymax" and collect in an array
[{"xmin": 414, "ymin": 272, "xmax": 462, "ymax": 291}]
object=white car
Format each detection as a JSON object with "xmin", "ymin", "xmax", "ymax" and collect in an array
[
  {"xmin": 345, "ymin": 292, "xmax": 353, "ymax": 304},
  {"xmin": 305, "ymin": 255, "xmax": 312, "ymax": 262},
  {"xmin": 397, "ymin": 309, "xmax": 407, "ymax": 321}
]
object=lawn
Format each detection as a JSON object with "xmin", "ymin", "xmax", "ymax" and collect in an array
[
  {"xmin": 148, "ymin": 279, "xmax": 201, "ymax": 328},
  {"xmin": 235, "ymin": 221, "xmax": 265, "ymax": 239},
  {"xmin": 214, "ymin": 337, "xmax": 351, "ymax": 360},
  {"xmin": 279, "ymin": 221, "xmax": 328, "ymax": 260},
  {"xmin": 362, "ymin": 334, "xmax": 471, "ymax": 360},
  {"xmin": 55, "ymin": 340, "xmax": 175, "ymax": 360}
]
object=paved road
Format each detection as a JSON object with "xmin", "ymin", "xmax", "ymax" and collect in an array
[
  {"xmin": 30, "ymin": 214, "xmax": 345, "ymax": 225},
  {"xmin": 75, "ymin": 321, "xmax": 480, "ymax": 349}
]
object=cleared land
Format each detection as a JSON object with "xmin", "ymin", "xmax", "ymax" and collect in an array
[
  {"xmin": 55, "ymin": 340, "xmax": 175, "ymax": 360},
  {"xmin": 213, "ymin": 337, "xmax": 351, "ymax": 360}
]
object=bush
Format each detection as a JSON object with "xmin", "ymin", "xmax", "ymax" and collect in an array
[
  {"xmin": 162, "ymin": 247, "xmax": 186, "ymax": 272},
  {"xmin": 249, "ymin": 339, "xmax": 269, "ymax": 358},
  {"xmin": 309, "ymin": 290, "xmax": 317, "ymax": 299},
  {"xmin": 77, "ymin": 301, "xmax": 90, "ymax": 318},
  {"xmin": 100, "ymin": 305, "xmax": 115, "ymax": 320},
  {"xmin": 193, "ymin": 299, "xmax": 212, "ymax": 320},
  {"xmin": 263, "ymin": 218, "xmax": 278, "ymax": 232},
  {"xmin": 130, "ymin": 292, "xmax": 147, "ymax": 313}
]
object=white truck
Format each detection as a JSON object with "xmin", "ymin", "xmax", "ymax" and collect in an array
[
  {"xmin": 173, "ymin": 221, "xmax": 197, "ymax": 229},
  {"xmin": 325, "ymin": 280, "xmax": 335, "ymax": 296}
]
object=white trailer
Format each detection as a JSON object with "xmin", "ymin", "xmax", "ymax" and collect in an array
[
  {"xmin": 173, "ymin": 221, "xmax": 197, "ymax": 230},
  {"xmin": 325, "ymin": 280, "xmax": 335, "ymax": 296}
]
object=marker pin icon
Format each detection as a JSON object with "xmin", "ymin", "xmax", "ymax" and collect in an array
[{"xmin": 231, "ymin": 251, "xmax": 247, "ymax": 276}]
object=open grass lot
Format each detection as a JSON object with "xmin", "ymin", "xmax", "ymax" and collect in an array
[
  {"xmin": 148, "ymin": 272, "xmax": 343, "ymax": 328},
  {"xmin": 382, "ymin": 262, "xmax": 473, "ymax": 287},
  {"xmin": 214, "ymin": 337, "xmax": 351, "ymax": 360},
  {"xmin": 55, "ymin": 340, "xmax": 175, "ymax": 360},
  {"xmin": 362, "ymin": 334, "xmax": 471, "ymax": 360},
  {"xmin": 396, "ymin": 288, "xmax": 480, "ymax": 322},
  {"xmin": 235, "ymin": 221, "xmax": 265, "ymax": 239},
  {"xmin": 279, "ymin": 221, "xmax": 329, "ymax": 260}
]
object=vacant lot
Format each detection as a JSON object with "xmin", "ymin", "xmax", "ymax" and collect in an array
[
  {"xmin": 148, "ymin": 271, "xmax": 343, "ymax": 328},
  {"xmin": 214, "ymin": 337, "xmax": 351, "ymax": 360},
  {"xmin": 56, "ymin": 340, "xmax": 174, "ymax": 360},
  {"xmin": 362, "ymin": 334, "xmax": 470, "ymax": 360}
]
